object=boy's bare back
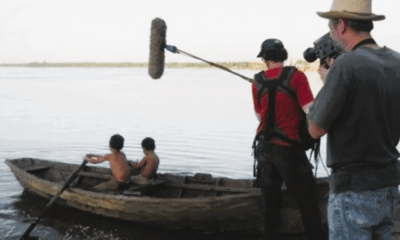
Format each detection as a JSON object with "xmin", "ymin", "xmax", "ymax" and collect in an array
[
  {"xmin": 136, "ymin": 152, "xmax": 159, "ymax": 180},
  {"xmin": 108, "ymin": 151, "xmax": 131, "ymax": 183}
]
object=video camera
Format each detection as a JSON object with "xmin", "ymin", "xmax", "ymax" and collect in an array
[{"xmin": 303, "ymin": 33, "xmax": 341, "ymax": 67}]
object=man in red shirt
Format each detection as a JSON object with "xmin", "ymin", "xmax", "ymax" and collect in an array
[{"xmin": 252, "ymin": 39, "xmax": 327, "ymax": 240}]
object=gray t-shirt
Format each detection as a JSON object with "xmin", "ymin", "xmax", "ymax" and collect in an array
[{"xmin": 309, "ymin": 45, "xmax": 400, "ymax": 192}]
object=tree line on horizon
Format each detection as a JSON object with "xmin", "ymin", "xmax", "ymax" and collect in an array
[{"xmin": 0, "ymin": 60, "xmax": 318, "ymax": 72}]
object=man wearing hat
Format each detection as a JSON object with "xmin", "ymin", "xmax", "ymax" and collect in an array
[
  {"xmin": 308, "ymin": 0, "xmax": 400, "ymax": 239},
  {"xmin": 252, "ymin": 39, "xmax": 327, "ymax": 240}
]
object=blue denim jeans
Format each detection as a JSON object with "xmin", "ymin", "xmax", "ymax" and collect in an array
[{"xmin": 328, "ymin": 186, "xmax": 399, "ymax": 240}]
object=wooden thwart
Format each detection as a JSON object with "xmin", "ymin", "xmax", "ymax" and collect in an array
[
  {"xmin": 78, "ymin": 171, "xmax": 112, "ymax": 180},
  {"xmin": 23, "ymin": 165, "xmax": 51, "ymax": 173},
  {"xmin": 166, "ymin": 182, "xmax": 250, "ymax": 193}
]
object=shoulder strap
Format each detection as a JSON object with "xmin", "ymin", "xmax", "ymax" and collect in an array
[
  {"xmin": 265, "ymin": 83, "xmax": 276, "ymax": 137},
  {"xmin": 254, "ymin": 71, "xmax": 265, "ymax": 105},
  {"xmin": 277, "ymin": 67, "xmax": 297, "ymax": 101},
  {"xmin": 255, "ymin": 67, "xmax": 302, "ymax": 145},
  {"xmin": 254, "ymin": 67, "xmax": 298, "ymax": 105}
]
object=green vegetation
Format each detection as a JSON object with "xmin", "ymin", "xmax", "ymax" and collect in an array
[
  {"xmin": 165, "ymin": 61, "xmax": 266, "ymax": 70},
  {"xmin": 0, "ymin": 60, "xmax": 318, "ymax": 72},
  {"xmin": 0, "ymin": 62, "xmax": 148, "ymax": 68}
]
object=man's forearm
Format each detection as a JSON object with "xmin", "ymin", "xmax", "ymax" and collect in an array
[{"xmin": 307, "ymin": 119, "xmax": 327, "ymax": 139}]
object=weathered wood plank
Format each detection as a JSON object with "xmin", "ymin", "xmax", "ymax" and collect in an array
[
  {"xmin": 122, "ymin": 191, "xmax": 142, "ymax": 196},
  {"xmin": 78, "ymin": 171, "xmax": 112, "ymax": 180},
  {"xmin": 164, "ymin": 182, "xmax": 254, "ymax": 194},
  {"xmin": 5, "ymin": 158, "xmax": 331, "ymax": 235},
  {"xmin": 23, "ymin": 165, "xmax": 51, "ymax": 173}
]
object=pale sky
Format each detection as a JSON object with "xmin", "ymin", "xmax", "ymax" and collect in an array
[{"xmin": 1, "ymin": 0, "xmax": 399, "ymax": 63}]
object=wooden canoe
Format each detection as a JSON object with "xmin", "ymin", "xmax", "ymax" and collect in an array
[{"xmin": 5, "ymin": 158, "xmax": 329, "ymax": 234}]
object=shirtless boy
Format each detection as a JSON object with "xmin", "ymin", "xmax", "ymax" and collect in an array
[
  {"xmin": 130, "ymin": 137, "xmax": 160, "ymax": 185},
  {"xmin": 85, "ymin": 134, "xmax": 131, "ymax": 191}
]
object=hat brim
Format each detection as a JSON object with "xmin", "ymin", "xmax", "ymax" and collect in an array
[
  {"xmin": 317, "ymin": 11, "xmax": 385, "ymax": 21},
  {"xmin": 257, "ymin": 50, "xmax": 263, "ymax": 58}
]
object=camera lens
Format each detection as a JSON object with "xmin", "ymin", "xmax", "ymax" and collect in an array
[{"xmin": 303, "ymin": 48, "xmax": 317, "ymax": 63}]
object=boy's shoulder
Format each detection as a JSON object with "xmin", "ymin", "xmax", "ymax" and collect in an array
[
  {"xmin": 149, "ymin": 152, "xmax": 159, "ymax": 163},
  {"xmin": 110, "ymin": 151, "xmax": 126, "ymax": 161},
  {"xmin": 145, "ymin": 152, "xmax": 158, "ymax": 160}
]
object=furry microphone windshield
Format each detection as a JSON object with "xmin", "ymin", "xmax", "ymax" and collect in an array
[
  {"xmin": 148, "ymin": 18, "xmax": 167, "ymax": 80},
  {"xmin": 147, "ymin": 18, "xmax": 253, "ymax": 83}
]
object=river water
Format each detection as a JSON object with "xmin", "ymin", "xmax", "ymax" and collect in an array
[{"xmin": 0, "ymin": 67, "xmax": 328, "ymax": 239}]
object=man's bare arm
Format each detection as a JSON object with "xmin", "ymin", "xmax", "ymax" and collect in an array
[
  {"xmin": 308, "ymin": 119, "xmax": 327, "ymax": 139},
  {"xmin": 303, "ymin": 102, "xmax": 327, "ymax": 138}
]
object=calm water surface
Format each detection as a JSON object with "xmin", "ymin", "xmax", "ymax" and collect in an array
[{"xmin": 0, "ymin": 67, "xmax": 329, "ymax": 239}]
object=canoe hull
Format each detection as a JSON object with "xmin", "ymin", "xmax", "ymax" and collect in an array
[{"xmin": 6, "ymin": 158, "xmax": 329, "ymax": 234}]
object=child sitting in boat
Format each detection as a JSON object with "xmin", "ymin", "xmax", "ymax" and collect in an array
[
  {"xmin": 85, "ymin": 134, "xmax": 131, "ymax": 191},
  {"xmin": 129, "ymin": 137, "xmax": 160, "ymax": 185}
]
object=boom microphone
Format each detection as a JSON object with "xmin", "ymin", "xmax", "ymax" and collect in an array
[
  {"xmin": 148, "ymin": 18, "xmax": 167, "ymax": 79},
  {"xmin": 148, "ymin": 18, "xmax": 253, "ymax": 82}
]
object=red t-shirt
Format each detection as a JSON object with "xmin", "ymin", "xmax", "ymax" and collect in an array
[{"xmin": 252, "ymin": 67, "xmax": 313, "ymax": 146}]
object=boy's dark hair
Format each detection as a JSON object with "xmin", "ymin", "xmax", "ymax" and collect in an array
[
  {"xmin": 261, "ymin": 49, "xmax": 288, "ymax": 62},
  {"xmin": 141, "ymin": 137, "xmax": 155, "ymax": 151},
  {"xmin": 109, "ymin": 134, "xmax": 124, "ymax": 151},
  {"xmin": 257, "ymin": 39, "xmax": 288, "ymax": 62}
]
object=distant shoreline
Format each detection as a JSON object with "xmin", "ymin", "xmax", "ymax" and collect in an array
[{"xmin": 0, "ymin": 61, "xmax": 319, "ymax": 72}]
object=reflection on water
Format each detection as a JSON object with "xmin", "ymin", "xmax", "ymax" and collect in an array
[{"xmin": 0, "ymin": 67, "xmax": 328, "ymax": 239}]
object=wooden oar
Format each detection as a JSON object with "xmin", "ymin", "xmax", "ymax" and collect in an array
[{"xmin": 20, "ymin": 160, "xmax": 88, "ymax": 240}]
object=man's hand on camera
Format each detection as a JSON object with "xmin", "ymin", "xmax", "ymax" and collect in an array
[
  {"xmin": 318, "ymin": 57, "xmax": 334, "ymax": 82},
  {"xmin": 318, "ymin": 65, "xmax": 329, "ymax": 82}
]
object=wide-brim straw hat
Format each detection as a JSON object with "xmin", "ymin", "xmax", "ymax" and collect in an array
[{"xmin": 317, "ymin": 0, "xmax": 385, "ymax": 21}]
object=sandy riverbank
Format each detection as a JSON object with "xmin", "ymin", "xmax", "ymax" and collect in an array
[{"xmin": 0, "ymin": 60, "xmax": 320, "ymax": 71}]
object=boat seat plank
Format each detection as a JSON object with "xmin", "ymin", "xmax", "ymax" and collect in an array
[
  {"xmin": 23, "ymin": 165, "xmax": 51, "ymax": 173},
  {"xmin": 165, "ymin": 182, "xmax": 251, "ymax": 193},
  {"xmin": 78, "ymin": 171, "xmax": 112, "ymax": 180}
]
